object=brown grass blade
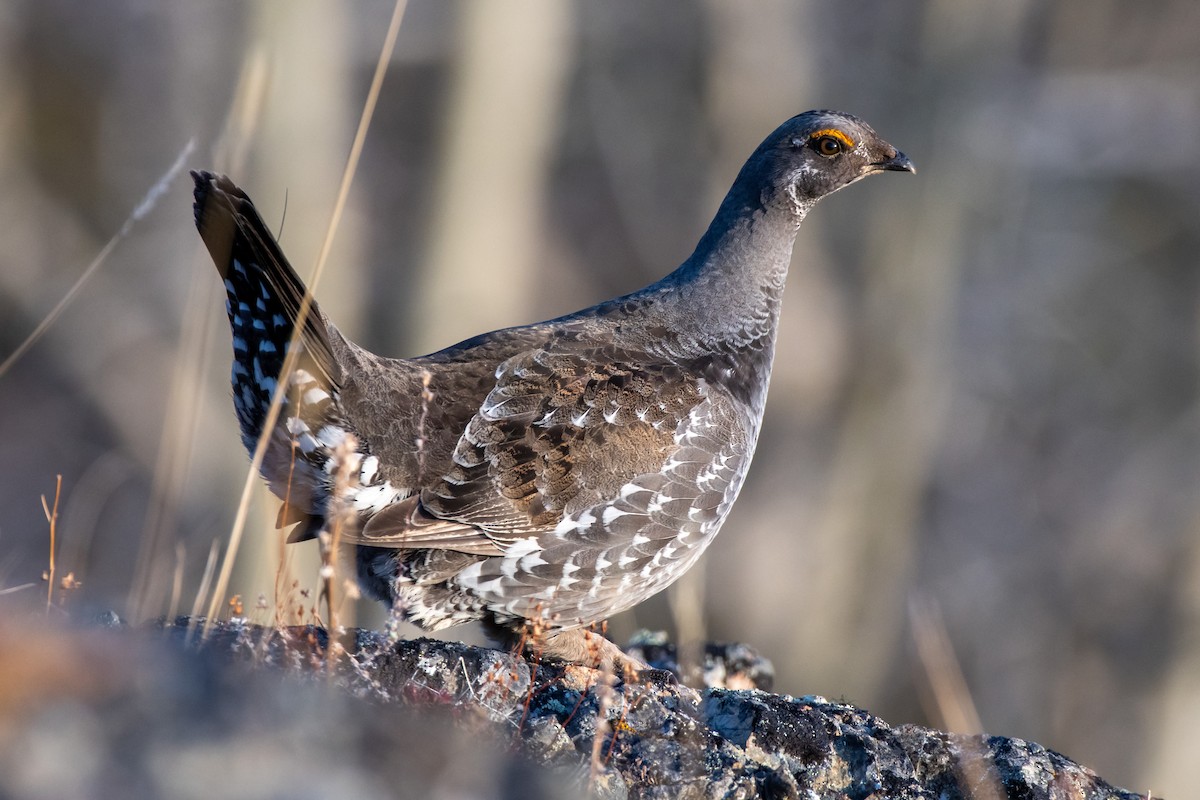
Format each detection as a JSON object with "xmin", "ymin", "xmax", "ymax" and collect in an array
[{"xmin": 202, "ymin": 0, "xmax": 409, "ymax": 637}]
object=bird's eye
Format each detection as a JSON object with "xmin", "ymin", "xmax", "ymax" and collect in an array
[{"xmin": 813, "ymin": 136, "xmax": 843, "ymax": 157}]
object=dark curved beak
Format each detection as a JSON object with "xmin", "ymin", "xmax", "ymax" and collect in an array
[{"xmin": 874, "ymin": 149, "xmax": 915, "ymax": 174}]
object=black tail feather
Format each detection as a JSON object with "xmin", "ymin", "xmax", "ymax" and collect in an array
[
  {"xmin": 191, "ymin": 170, "xmax": 338, "ymax": 385},
  {"xmin": 192, "ymin": 170, "xmax": 350, "ymax": 529}
]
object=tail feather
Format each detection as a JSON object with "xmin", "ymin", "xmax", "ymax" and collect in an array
[
  {"xmin": 191, "ymin": 171, "xmax": 338, "ymax": 385},
  {"xmin": 192, "ymin": 170, "xmax": 356, "ymax": 538}
]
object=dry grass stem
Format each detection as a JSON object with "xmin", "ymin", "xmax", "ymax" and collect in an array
[
  {"xmin": 910, "ymin": 596, "xmax": 1006, "ymax": 800},
  {"xmin": 167, "ymin": 540, "xmax": 186, "ymax": 623},
  {"xmin": 127, "ymin": 268, "xmax": 216, "ymax": 622},
  {"xmin": 186, "ymin": 538, "xmax": 221, "ymax": 644},
  {"xmin": 667, "ymin": 564, "xmax": 706, "ymax": 685},
  {"xmin": 203, "ymin": 0, "xmax": 408, "ymax": 639},
  {"xmin": 0, "ymin": 141, "xmax": 194, "ymax": 380},
  {"xmin": 588, "ymin": 652, "xmax": 617, "ymax": 790},
  {"xmin": 319, "ymin": 432, "xmax": 361, "ymax": 650},
  {"xmin": 415, "ymin": 368, "xmax": 434, "ymax": 476},
  {"xmin": 516, "ymin": 610, "xmax": 546, "ymax": 735},
  {"xmin": 213, "ymin": 45, "xmax": 269, "ymax": 176},
  {"xmin": 41, "ymin": 474, "xmax": 62, "ymax": 611},
  {"xmin": 909, "ymin": 595, "xmax": 982, "ymax": 735},
  {"xmin": 272, "ymin": 437, "xmax": 302, "ymax": 628}
]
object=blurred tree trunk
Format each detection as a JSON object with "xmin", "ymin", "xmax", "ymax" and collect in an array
[{"xmin": 409, "ymin": 0, "xmax": 572, "ymax": 354}]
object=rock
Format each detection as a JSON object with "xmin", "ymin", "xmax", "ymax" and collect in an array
[{"xmin": 0, "ymin": 618, "xmax": 1147, "ymax": 800}]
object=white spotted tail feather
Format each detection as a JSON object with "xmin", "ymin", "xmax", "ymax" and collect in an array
[{"xmin": 191, "ymin": 171, "xmax": 400, "ymax": 542}]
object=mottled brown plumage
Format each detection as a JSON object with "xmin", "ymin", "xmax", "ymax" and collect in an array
[{"xmin": 192, "ymin": 110, "xmax": 913, "ymax": 673}]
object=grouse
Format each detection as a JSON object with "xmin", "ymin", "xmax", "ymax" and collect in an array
[{"xmin": 192, "ymin": 110, "xmax": 913, "ymax": 674}]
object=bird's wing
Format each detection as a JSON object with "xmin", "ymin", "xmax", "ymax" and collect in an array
[
  {"xmin": 336, "ymin": 495, "xmax": 508, "ymax": 555},
  {"xmin": 347, "ymin": 346, "xmax": 749, "ymax": 564}
]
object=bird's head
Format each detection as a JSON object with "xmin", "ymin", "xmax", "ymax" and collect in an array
[{"xmin": 744, "ymin": 109, "xmax": 914, "ymax": 217}]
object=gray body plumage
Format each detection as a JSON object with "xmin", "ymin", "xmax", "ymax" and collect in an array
[{"xmin": 192, "ymin": 110, "xmax": 913, "ymax": 667}]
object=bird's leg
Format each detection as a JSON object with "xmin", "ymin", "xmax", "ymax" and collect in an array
[{"xmin": 535, "ymin": 627, "xmax": 651, "ymax": 680}]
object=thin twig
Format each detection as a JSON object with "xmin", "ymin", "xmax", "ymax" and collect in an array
[
  {"xmin": 604, "ymin": 698, "xmax": 627, "ymax": 766},
  {"xmin": 517, "ymin": 638, "xmax": 541, "ymax": 736},
  {"xmin": 458, "ymin": 657, "xmax": 478, "ymax": 702},
  {"xmin": 42, "ymin": 475, "xmax": 62, "ymax": 611},
  {"xmin": 560, "ymin": 684, "xmax": 590, "ymax": 731}
]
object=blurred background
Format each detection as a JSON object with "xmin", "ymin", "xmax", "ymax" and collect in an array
[{"xmin": 1, "ymin": 0, "xmax": 1197, "ymax": 794}]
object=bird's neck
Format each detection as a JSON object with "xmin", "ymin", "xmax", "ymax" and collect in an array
[{"xmin": 655, "ymin": 189, "xmax": 809, "ymax": 354}]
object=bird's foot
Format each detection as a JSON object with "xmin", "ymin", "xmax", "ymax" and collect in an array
[{"xmin": 533, "ymin": 628, "xmax": 672, "ymax": 683}]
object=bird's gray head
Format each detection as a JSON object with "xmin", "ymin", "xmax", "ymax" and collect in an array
[{"xmin": 740, "ymin": 109, "xmax": 914, "ymax": 217}]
